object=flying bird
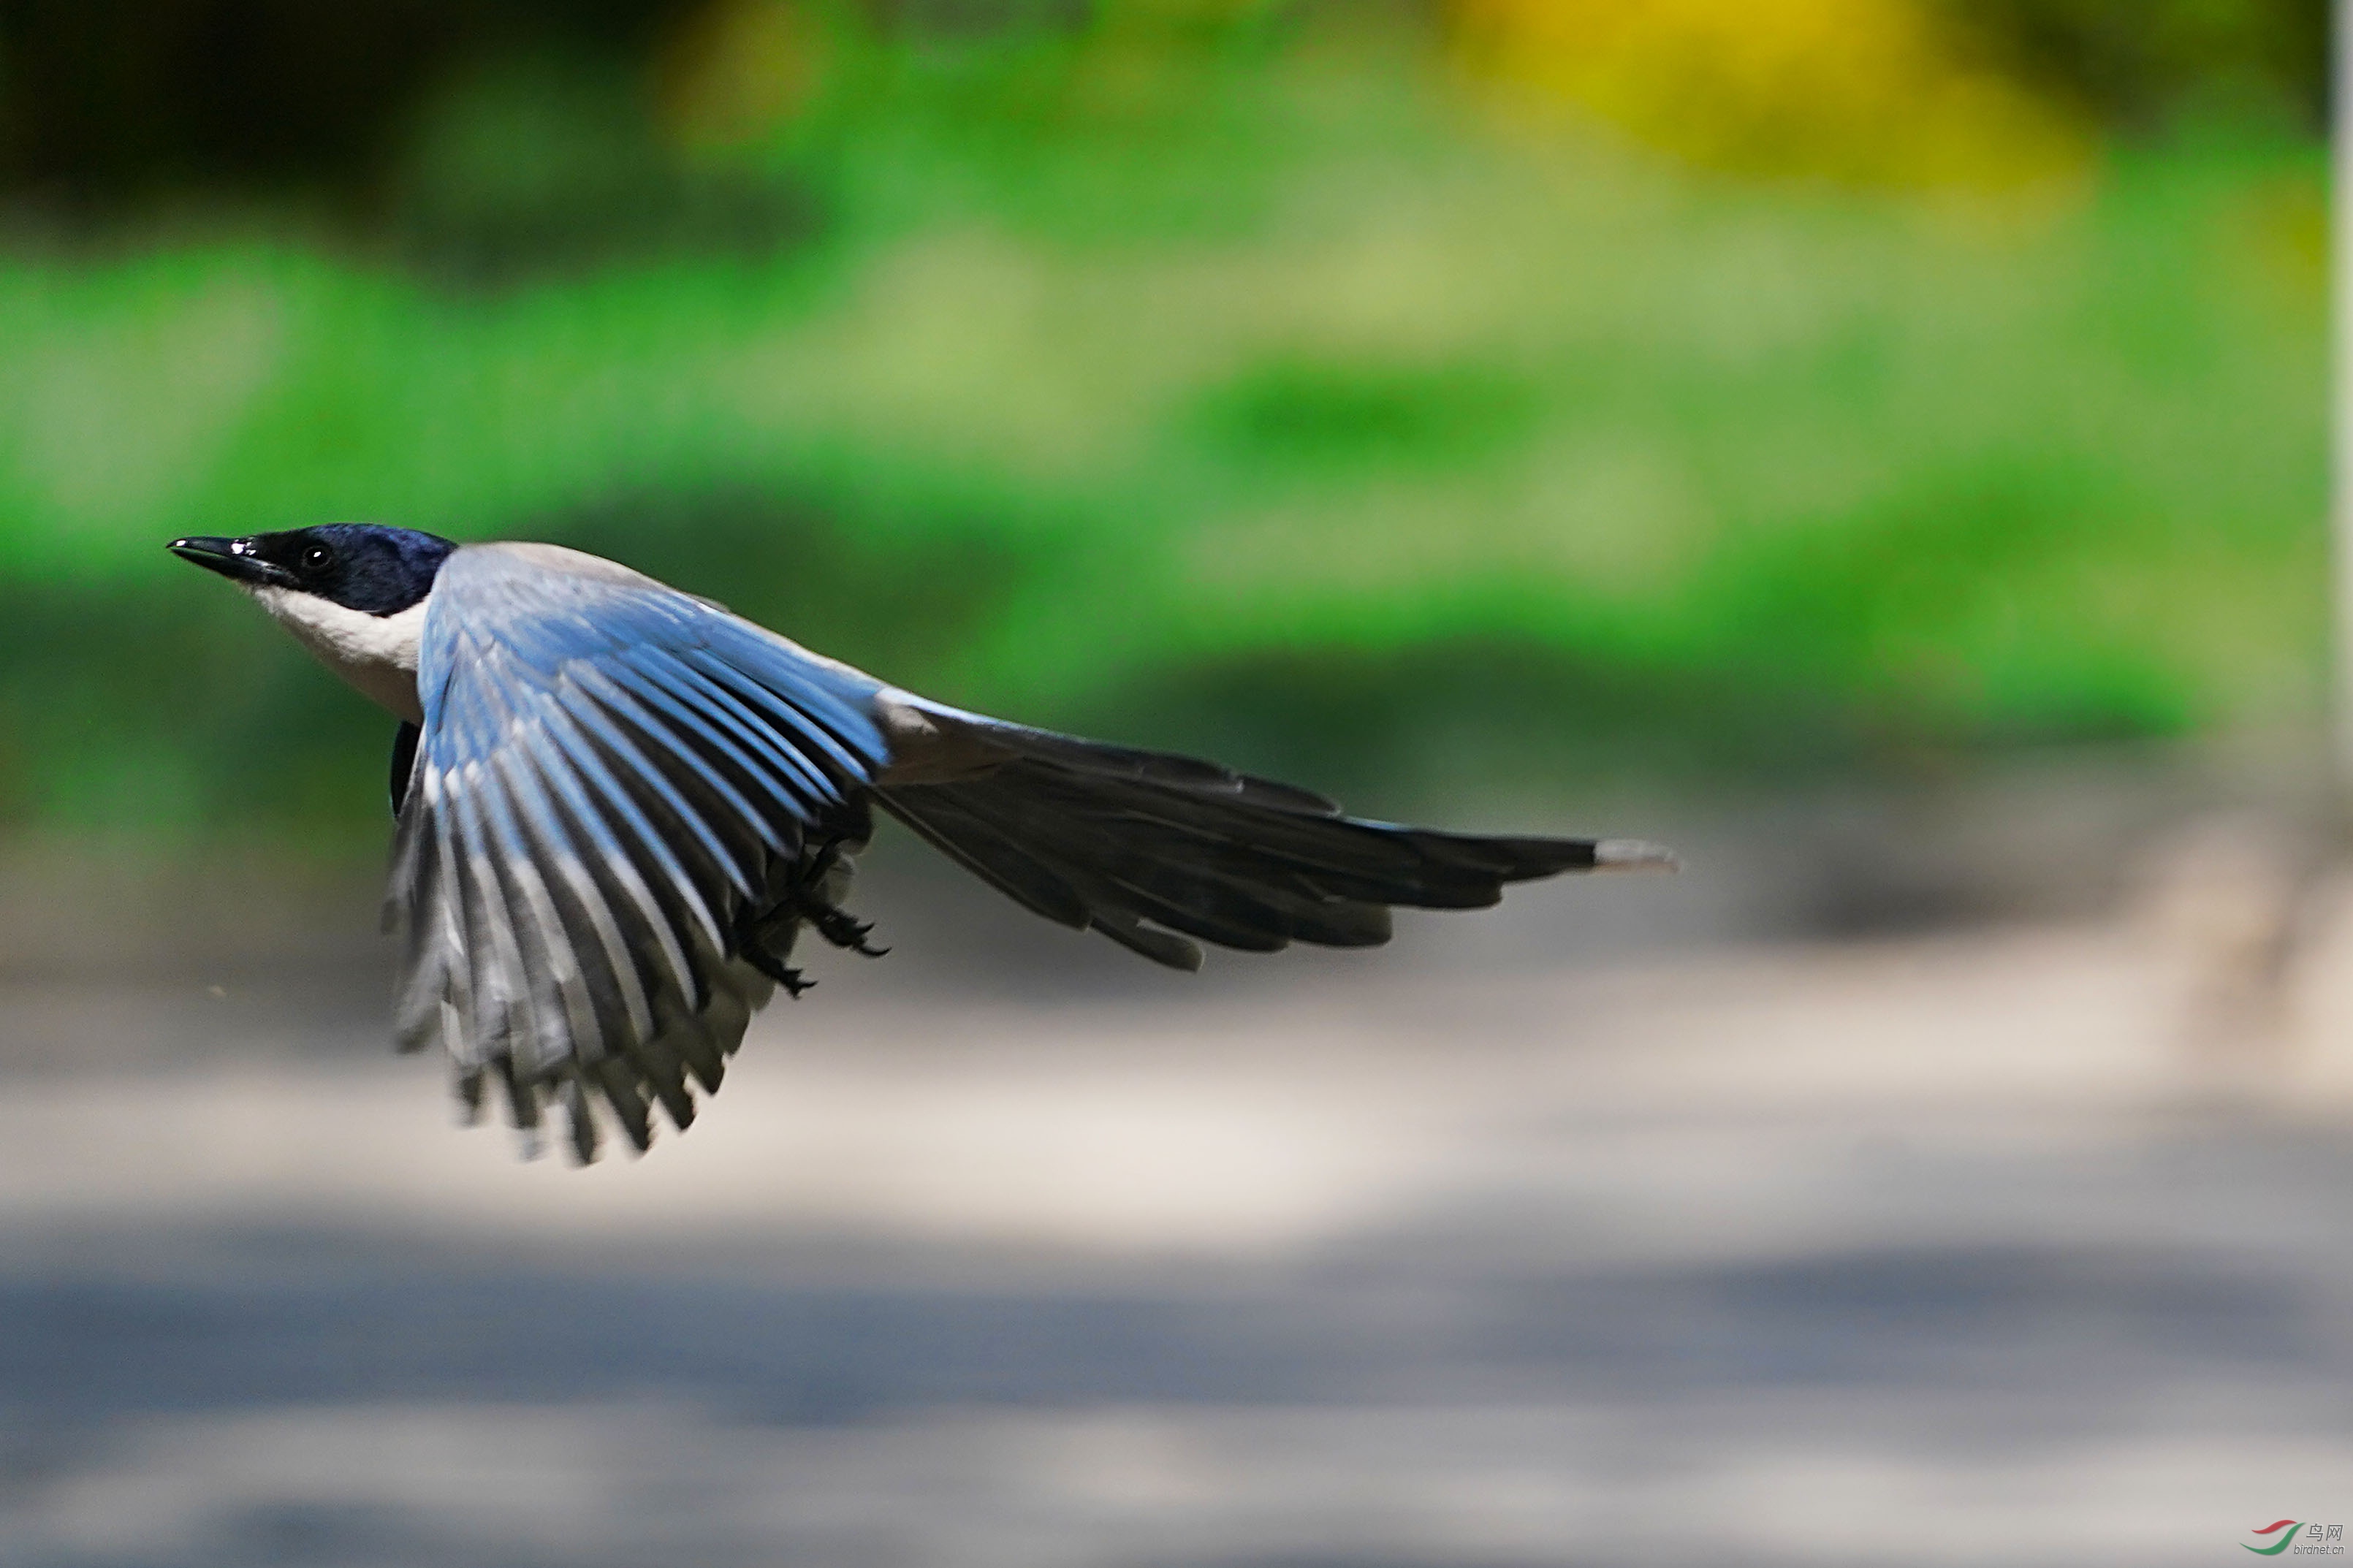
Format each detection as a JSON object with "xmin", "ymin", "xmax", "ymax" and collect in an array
[{"xmin": 171, "ymin": 525, "xmax": 1674, "ymax": 1161}]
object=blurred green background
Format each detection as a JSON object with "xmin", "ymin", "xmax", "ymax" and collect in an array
[{"xmin": 0, "ymin": 0, "xmax": 2329, "ymax": 846}]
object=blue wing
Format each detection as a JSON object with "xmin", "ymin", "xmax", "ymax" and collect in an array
[{"xmin": 384, "ymin": 544, "xmax": 889, "ymax": 1161}]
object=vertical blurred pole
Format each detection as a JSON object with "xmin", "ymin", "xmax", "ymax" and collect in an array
[{"xmin": 2338, "ymin": 0, "xmax": 2353, "ymax": 792}]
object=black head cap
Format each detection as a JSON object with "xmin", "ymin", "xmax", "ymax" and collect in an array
[{"xmin": 169, "ymin": 525, "xmax": 459, "ymax": 615}]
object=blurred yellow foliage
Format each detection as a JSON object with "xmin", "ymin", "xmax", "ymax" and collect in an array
[
  {"xmin": 1450, "ymin": 0, "xmax": 2090, "ymax": 188},
  {"xmin": 657, "ymin": 0, "xmax": 824, "ymax": 151}
]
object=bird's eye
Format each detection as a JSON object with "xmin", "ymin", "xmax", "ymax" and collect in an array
[{"xmin": 302, "ymin": 545, "xmax": 331, "ymax": 571}]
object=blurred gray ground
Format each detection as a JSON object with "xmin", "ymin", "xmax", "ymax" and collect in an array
[{"xmin": 4, "ymin": 766, "xmax": 2353, "ymax": 1567}]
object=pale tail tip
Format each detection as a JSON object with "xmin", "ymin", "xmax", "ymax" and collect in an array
[{"xmin": 1594, "ymin": 839, "xmax": 1679, "ymax": 872}]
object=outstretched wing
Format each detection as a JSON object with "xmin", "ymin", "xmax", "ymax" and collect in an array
[{"xmin": 385, "ymin": 544, "xmax": 889, "ymax": 1161}]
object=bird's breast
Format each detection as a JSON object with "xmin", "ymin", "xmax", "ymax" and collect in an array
[{"xmin": 251, "ymin": 587, "xmax": 427, "ymax": 722}]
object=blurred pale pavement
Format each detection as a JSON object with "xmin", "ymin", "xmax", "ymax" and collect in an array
[{"xmin": 4, "ymin": 877, "xmax": 2353, "ymax": 1565}]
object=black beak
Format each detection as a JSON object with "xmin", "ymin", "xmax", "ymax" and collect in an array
[{"xmin": 169, "ymin": 536, "xmax": 289, "ymax": 588}]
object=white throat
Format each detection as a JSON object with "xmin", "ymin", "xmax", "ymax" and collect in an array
[{"xmin": 250, "ymin": 586, "xmax": 427, "ymax": 722}]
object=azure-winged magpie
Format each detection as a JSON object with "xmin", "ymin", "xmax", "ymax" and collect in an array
[{"xmin": 172, "ymin": 525, "xmax": 1673, "ymax": 1162}]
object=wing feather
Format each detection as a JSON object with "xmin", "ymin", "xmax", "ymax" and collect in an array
[
  {"xmin": 677, "ymin": 651, "xmax": 844, "ymax": 807},
  {"xmin": 533, "ymin": 704, "xmax": 719, "ymax": 985},
  {"xmin": 482, "ymin": 750, "xmax": 607, "ymax": 1058},
  {"xmin": 598, "ymin": 652, "xmax": 815, "ymax": 831},
  {"xmin": 556, "ymin": 683, "xmax": 762, "ymax": 905},
  {"xmin": 496, "ymin": 740, "xmax": 658, "ymax": 1044}
]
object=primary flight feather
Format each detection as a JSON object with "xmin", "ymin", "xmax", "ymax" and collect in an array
[{"xmin": 172, "ymin": 524, "xmax": 1673, "ymax": 1162}]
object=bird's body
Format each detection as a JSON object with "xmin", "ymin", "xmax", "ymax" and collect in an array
[{"xmin": 172, "ymin": 524, "xmax": 1672, "ymax": 1161}]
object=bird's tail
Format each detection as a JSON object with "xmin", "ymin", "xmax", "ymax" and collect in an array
[{"xmin": 873, "ymin": 715, "xmax": 1673, "ymax": 971}]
